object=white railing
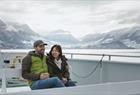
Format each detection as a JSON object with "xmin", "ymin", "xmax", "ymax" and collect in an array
[
  {"xmin": 0, "ymin": 49, "xmax": 140, "ymax": 62},
  {"xmin": 64, "ymin": 52, "xmax": 140, "ymax": 60},
  {"xmin": 0, "ymin": 68, "xmax": 22, "ymax": 93}
]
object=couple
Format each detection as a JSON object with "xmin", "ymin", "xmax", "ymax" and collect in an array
[{"xmin": 22, "ymin": 40, "xmax": 76, "ymax": 90}]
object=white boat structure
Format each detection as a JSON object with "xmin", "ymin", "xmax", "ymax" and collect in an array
[{"xmin": 0, "ymin": 49, "xmax": 140, "ymax": 95}]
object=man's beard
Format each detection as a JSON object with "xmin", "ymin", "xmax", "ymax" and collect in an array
[{"xmin": 37, "ymin": 50, "xmax": 45, "ymax": 56}]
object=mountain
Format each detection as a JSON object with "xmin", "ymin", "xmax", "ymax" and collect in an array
[
  {"xmin": 1, "ymin": 18, "xmax": 140, "ymax": 49},
  {"xmin": 45, "ymin": 29, "xmax": 79, "ymax": 48},
  {"xmin": 0, "ymin": 19, "xmax": 7, "ymax": 29},
  {"xmin": 9, "ymin": 22, "xmax": 38, "ymax": 36},
  {"xmin": 0, "ymin": 19, "xmax": 79, "ymax": 49},
  {"xmin": 0, "ymin": 20, "xmax": 41, "ymax": 49},
  {"xmin": 81, "ymin": 26, "xmax": 140, "ymax": 49}
]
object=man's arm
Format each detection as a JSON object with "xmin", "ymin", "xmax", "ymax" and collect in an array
[{"xmin": 22, "ymin": 55, "xmax": 40, "ymax": 80}]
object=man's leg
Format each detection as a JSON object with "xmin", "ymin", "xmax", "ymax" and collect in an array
[{"xmin": 31, "ymin": 77, "xmax": 65, "ymax": 90}]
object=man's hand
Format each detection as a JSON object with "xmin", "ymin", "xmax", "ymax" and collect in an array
[{"xmin": 40, "ymin": 73, "xmax": 49, "ymax": 80}]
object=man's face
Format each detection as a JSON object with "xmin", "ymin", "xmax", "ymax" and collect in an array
[{"xmin": 35, "ymin": 44, "xmax": 46, "ymax": 55}]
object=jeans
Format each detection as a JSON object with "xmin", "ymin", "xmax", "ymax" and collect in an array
[{"xmin": 31, "ymin": 77, "xmax": 65, "ymax": 90}]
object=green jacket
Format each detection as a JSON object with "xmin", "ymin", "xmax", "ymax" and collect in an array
[{"xmin": 22, "ymin": 51, "xmax": 48, "ymax": 85}]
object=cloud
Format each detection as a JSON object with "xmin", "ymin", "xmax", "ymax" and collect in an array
[
  {"xmin": 0, "ymin": 0, "xmax": 139, "ymax": 38},
  {"xmin": 86, "ymin": 0, "xmax": 140, "ymax": 33},
  {"xmin": 0, "ymin": 1, "xmax": 26, "ymax": 13}
]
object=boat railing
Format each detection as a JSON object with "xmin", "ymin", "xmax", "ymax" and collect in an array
[
  {"xmin": 0, "ymin": 49, "xmax": 140, "ymax": 61},
  {"xmin": 64, "ymin": 52, "xmax": 140, "ymax": 62}
]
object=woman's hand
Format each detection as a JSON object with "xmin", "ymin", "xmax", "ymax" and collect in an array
[{"xmin": 62, "ymin": 77, "xmax": 67, "ymax": 84}]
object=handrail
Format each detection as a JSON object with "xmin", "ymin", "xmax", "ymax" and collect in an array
[
  {"xmin": 64, "ymin": 52, "xmax": 140, "ymax": 61},
  {"xmin": 64, "ymin": 52, "xmax": 140, "ymax": 58},
  {"xmin": 0, "ymin": 49, "xmax": 140, "ymax": 58},
  {"xmin": 0, "ymin": 49, "xmax": 140, "ymax": 61}
]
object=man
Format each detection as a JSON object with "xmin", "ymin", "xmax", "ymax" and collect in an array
[{"xmin": 22, "ymin": 40, "xmax": 65, "ymax": 90}]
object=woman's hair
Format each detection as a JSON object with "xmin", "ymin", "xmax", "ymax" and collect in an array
[{"xmin": 49, "ymin": 44, "xmax": 62, "ymax": 60}]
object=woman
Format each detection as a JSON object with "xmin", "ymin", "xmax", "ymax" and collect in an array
[{"xmin": 47, "ymin": 44, "xmax": 76, "ymax": 87}]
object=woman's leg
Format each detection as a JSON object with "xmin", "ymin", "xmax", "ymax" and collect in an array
[
  {"xmin": 65, "ymin": 80, "xmax": 76, "ymax": 87},
  {"xmin": 31, "ymin": 77, "xmax": 65, "ymax": 90}
]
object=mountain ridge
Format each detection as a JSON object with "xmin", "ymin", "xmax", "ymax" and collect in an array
[
  {"xmin": 81, "ymin": 26, "xmax": 140, "ymax": 49},
  {"xmin": 0, "ymin": 18, "xmax": 140, "ymax": 49}
]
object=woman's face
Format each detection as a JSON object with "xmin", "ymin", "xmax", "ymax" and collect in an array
[{"xmin": 51, "ymin": 47, "xmax": 60, "ymax": 59}]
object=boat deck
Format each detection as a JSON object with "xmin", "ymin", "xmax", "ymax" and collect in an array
[{"xmin": 1, "ymin": 80, "xmax": 140, "ymax": 95}]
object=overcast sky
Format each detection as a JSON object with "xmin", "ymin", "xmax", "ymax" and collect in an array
[{"xmin": 0, "ymin": 0, "xmax": 139, "ymax": 38}]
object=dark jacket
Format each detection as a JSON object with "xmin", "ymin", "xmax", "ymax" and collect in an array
[
  {"xmin": 22, "ymin": 51, "xmax": 47, "ymax": 81},
  {"xmin": 47, "ymin": 54, "xmax": 70, "ymax": 80}
]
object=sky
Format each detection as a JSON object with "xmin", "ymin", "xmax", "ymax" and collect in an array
[{"xmin": 0, "ymin": 0, "xmax": 139, "ymax": 39}]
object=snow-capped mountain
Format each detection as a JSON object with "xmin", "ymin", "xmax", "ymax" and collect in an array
[
  {"xmin": 45, "ymin": 29, "xmax": 80, "ymax": 48},
  {"xmin": 0, "ymin": 19, "xmax": 41, "ymax": 49},
  {"xmin": 81, "ymin": 26, "xmax": 140, "ymax": 49},
  {"xmin": 0, "ymin": 18, "xmax": 140, "ymax": 49},
  {"xmin": 0, "ymin": 19, "xmax": 79, "ymax": 49}
]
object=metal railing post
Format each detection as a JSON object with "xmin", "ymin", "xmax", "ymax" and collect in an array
[
  {"xmin": 109, "ymin": 55, "xmax": 111, "ymax": 61},
  {"xmin": 99, "ymin": 54, "xmax": 104, "ymax": 83},
  {"xmin": 71, "ymin": 54, "xmax": 73, "ymax": 59},
  {"xmin": 1, "ymin": 69, "xmax": 7, "ymax": 93},
  {"xmin": 99, "ymin": 63, "xmax": 103, "ymax": 83}
]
